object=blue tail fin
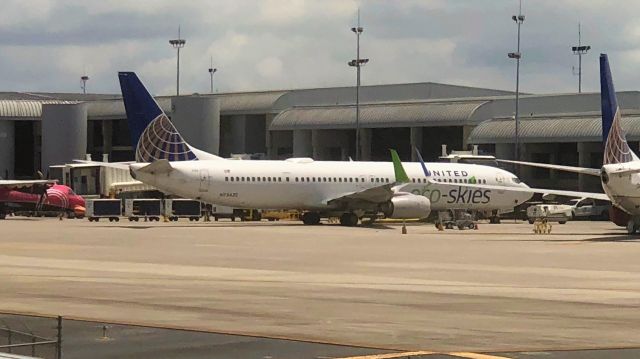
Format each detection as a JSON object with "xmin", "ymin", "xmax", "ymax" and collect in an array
[
  {"xmin": 414, "ymin": 147, "xmax": 431, "ymax": 177},
  {"xmin": 118, "ymin": 72, "xmax": 197, "ymax": 162},
  {"xmin": 600, "ymin": 54, "xmax": 637, "ymax": 164}
]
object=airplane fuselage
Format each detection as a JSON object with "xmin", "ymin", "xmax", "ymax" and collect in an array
[
  {"xmin": 131, "ymin": 159, "xmax": 532, "ymax": 213},
  {"xmin": 601, "ymin": 161, "xmax": 640, "ymax": 216}
]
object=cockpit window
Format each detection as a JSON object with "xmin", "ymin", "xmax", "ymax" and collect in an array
[
  {"xmin": 511, "ymin": 177, "xmax": 521, "ymax": 184},
  {"xmin": 67, "ymin": 188, "xmax": 76, "ymax": 195}
]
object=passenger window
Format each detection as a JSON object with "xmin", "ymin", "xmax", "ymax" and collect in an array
[
  {"xmin": 230, "ymin": 177, "xmax": 234, "ymax": 182},
  {"xmin": 349, "ymin": 178, "xmax": 353, "ymax": 182},
  {"xmin": 225, "ymin": 177, "xmax": 228, "ymax": 181},
  {"xmin": 295, "ymin": 177, "xmax": 298, "ymax": 182},
  {"xmin": 286, "ymin": 177, "xmax": 289, "ymax": 182},
  {"xmin": 251, "ymin": 177, "xmax": 255, "ymax": 181},
  {"xmin": 278, "ymin": 177, "xmax": 282, "ymax": 182},
  {"xmin": 323, "ymin": 177, "xmax": 327, "ymax": 182}
]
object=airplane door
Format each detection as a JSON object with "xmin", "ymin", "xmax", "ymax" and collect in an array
[{"xmin": 199, "ymin": 169, "xmax": 209, "ymax": 192}]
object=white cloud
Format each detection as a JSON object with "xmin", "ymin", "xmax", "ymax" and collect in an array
[{"xmin": 1, "ymin": 0, "xmax": 640, "ymax": 95}]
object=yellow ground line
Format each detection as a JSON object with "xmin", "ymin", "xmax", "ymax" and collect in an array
[
  {"xmin": 448, "ymin": 352, "xmax": 513, "ymax": 359},
  {"xmin": 334, "ymin": 351, "xmax": 435, "ymax": 359}
]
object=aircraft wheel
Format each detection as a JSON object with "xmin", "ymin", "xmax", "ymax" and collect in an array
[
  {"xmin": 302, "ymin": 212, "xmax": 321, "ymax": 225},
  {"xmin": 0, "ymin": 213, "xmax": 6, "ymax": 220},
  {"xmin": 339, "ymin": 213, "xmax": 358, "ymax": 226},
  {"xmin": 627, "ymin": 220, "xmax": 637, "ymax": 234},
  {"xmin": 559, "ymin": 221, "xmax": 567, "ymax": 225}
]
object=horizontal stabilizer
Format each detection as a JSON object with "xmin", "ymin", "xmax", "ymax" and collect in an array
[
  {"xmin": 137, "ymin": 159, "xmax": 173, "ymax": 175},
  {"xmin": 497, "ymin": 159, "xmax": 601, "ymax": 176}
]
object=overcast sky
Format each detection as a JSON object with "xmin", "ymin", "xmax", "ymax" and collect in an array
[{"xmin": 0, "ymin": 0, "xmax": 638, "ymax": 96}]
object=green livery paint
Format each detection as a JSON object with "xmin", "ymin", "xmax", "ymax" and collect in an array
[
  {"xmin": 469, "ymin": 176, "xmax": 477, "ymax": 184},
  {"xmin": 389, "ymin": 149, "xmax": 410, "ymax": 183}
]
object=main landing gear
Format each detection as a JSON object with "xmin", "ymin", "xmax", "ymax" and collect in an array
[
  {"xmin": 301, "ymin": 212, "xmax": 321, "ymax": 225},
  {"xmin": 339, "ymin": 212, "xmax": 359, "ymax": 227},
  {"xmin": 627, "ymin": 219, "xmax": 639, "ymax": 235}
]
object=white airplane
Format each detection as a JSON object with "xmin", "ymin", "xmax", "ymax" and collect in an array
[
  {"xmin": 496, "ymin": 54, "xmax": 640, "ymax": 234},
  {"xmin": 116, "ymin": 72, "xmax": 605, "ymax": 226}
]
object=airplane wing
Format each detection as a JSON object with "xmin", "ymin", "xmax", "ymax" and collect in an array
[
  {"xmin": 72, "ymin": 160, "xmax": 133, "ymax": 170},
  {"xmin": 0, "ymin": 179, "xmax": 57, "ymax": 189},
  {"xmin": 427, "ymin": 180, "xmax": 611, "ymax": 202},
  {"xmin": 497, "ymin": 159, "xmax": 601, "ymax": 176},
  {"xmin": 408, "ymin": 147, "xmax": 610, "ymax": 201},
  {"xmin": 325, "ymin": 149, "xmax": 410, "ymax": 206},
  {"xmin": 325, "ymin": 183, "xmax": 396, "ymax": 206}
]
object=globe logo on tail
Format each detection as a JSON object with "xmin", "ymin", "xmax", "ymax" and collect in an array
[
  {"xmin": 135, "ymin": 114, "xmax": 197, "ymax": 162},
  {"xmin": 603, "ymin": 108, "xmax": 634, "ymax": 165}
]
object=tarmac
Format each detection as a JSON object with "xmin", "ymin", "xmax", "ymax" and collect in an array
[{"xmin": 1, "ymin": 217, "xmax": 640, "ymax": 357}]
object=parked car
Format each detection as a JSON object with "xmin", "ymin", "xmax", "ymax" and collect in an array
[
  {"xmin": 567, "ymin": 198, "xmax": 610, "ymax": 220},
  {"xmin": 527, "ymin": 204, "xmax": 571, "ymax": 224}
]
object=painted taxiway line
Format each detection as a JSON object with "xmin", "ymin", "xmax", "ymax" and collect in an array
[
  {"xmin": 335, "ymin": 351, "xmax": 511, "ymax": 359},
  {"xmin": 333, "ymin": 351, "xmax": 435, "ymax": 359},
  {"xmin": 448, "ymin": 352, "xmax": 512, "ymax": 359}
]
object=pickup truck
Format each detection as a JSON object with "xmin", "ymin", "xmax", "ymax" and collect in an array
[{"xmin": 568, "ymin": 198, "xmax": 610, "ymax": 220}]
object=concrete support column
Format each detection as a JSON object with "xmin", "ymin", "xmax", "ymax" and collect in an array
[
  {"xmin": 230, "ymin": 115, "xmax": 246, "ymax": 154},
  {"xmin": 265, "ymin": 114, "xmax": 275, "ymax": 159},
  {"xmin": 549, "ymin": 145, "xmax": 559, "ymax": 181},
  {"xmin": 293, "ymin": 129, "xmax": 312, "ymax": 157},
  {"xmin": 101, "ymin": 120, "xmax": 113, "ymax": 158},
  {"xmin": 578, "ymin": 142, "xmax": 590, "ymax": 191},
  {"xmin": 171, "ymin": 96, "xmax": 221, "ymax": 155},
  {"xmin": 0, "ymin": 121, "xmax": 14, "ymax": 179},
  {"xmin": 41, "ymin": 103, "xmax": 88, "ymax": 171},
  {"xmin": 311, "ymin": 130, "xmax": 322, "ymax": 160},
  {"xmin": 360, "ymin": 128, "xmax": 372, "ymax": 161},
  {"xmin": 462, "ymin": 125, "xmax": 475, "ymax": 149},
  {"xmin": 410, "ymin": 127, "xmax": 423, "ymax": 161}
]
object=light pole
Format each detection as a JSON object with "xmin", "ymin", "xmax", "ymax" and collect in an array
[
  {"xmin": 508, "ymin": 0, "xmax": 524, "ymax": 163},
  {"xmin": 80, "ymin": 75, "xmax": 89, "ymax": 94},
  {"xmin": 572, "ymin": 23, "xmax": 591, "ymax": 93},
  {"xmin": 348, "ymin": 11, "xmax": 369, "ymax": 161},
  {"xmin": 208, "ymin": 57, "xmax": 217, "ymax": 93},
  {"xmin": 169, "ymin": 26, "xmax": 186, "ymax": 96}
]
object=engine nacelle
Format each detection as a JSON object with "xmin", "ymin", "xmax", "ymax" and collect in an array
[
  {"xmin": 381, "ymin": 194, "xmax": 431, "ymax": 219},
  {"xmin": 610, "ymin": 205, "xmax": 630, "ymax": 227}
]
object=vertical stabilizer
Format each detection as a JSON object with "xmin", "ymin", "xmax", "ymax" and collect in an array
[
  {"xmin": 118, "ymin": 72, "xmax": 197, "ymax": 162},
  {"xmin": 601, "ymin": 54, "xmax": 638, "ymax": 164}
]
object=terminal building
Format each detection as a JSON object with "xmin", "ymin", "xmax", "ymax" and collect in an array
[{"xmin": 1, "ymin": 81, "xmax": 639, "ymax": 194}]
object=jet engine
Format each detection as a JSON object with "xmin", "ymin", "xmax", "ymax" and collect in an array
[
  {"xmin": 381, "ymin": 193, "xmax": 431, "ymax": 219},
  {"xmin": 609, "ymin": 205, "xmax": 630, "ymax": 227}
]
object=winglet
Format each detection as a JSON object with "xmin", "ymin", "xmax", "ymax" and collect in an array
[
  {"xmin": 389, "ymin": 149, "xmax": 410, "ymax": 183},
  {"xmin": 414, "ymin": 147, "xmax": 431, "ymax": 177}
]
